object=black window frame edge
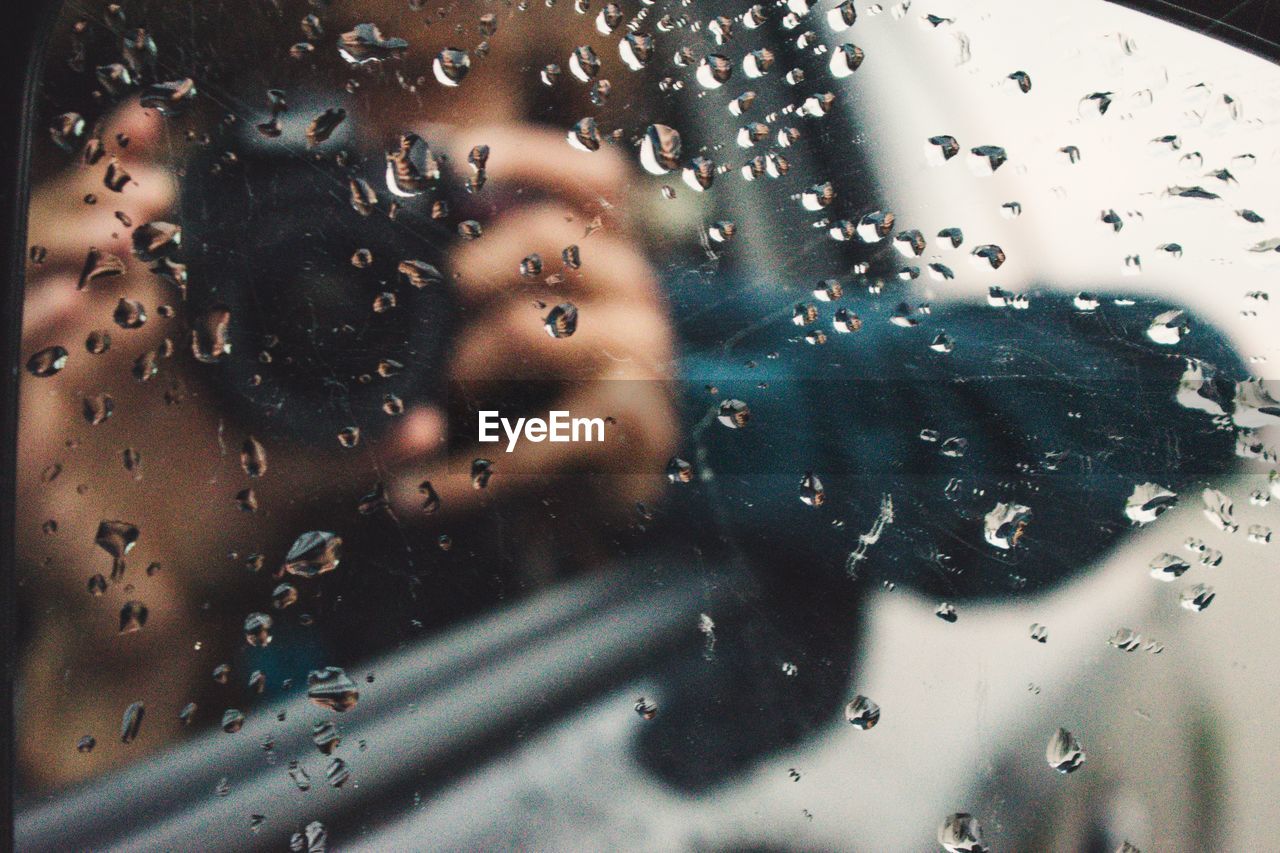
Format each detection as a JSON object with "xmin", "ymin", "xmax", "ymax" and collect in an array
[
  {"xmin": 0, "ymin": 1, "xmax": 1277, "ymax": 848},
  {"xmin": 4, "ymin": 2, "xmax": 61, "ymax": 848}
]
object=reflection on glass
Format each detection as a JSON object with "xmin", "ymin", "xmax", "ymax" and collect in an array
[{"xmin": 14, "ymin": 0, "xmax": 1280, "ymax": 849}]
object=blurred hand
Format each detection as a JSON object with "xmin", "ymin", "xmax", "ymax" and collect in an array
[{"xmin": 385, "ymin": 123, "xmax": 677, "ymax": 526}]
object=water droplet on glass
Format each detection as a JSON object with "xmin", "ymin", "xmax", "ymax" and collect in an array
[
  {"xmin": 244, "ymin": 612, "xmax": 273, "ymax": 647},
  {"xmin": 306, "ymin": 108, "xmax": 346, "ymax": 147},
  {"xmin": 983, "ymin": 502, "xmax": 1031, "ymax": 549},
  {"xmin": 634, "ymin": 697, "xmax": 658, "ymax": 719},
  {"xmin": 1149, "ymin": 552, "xmax": 1190, "ymax": 581},
  {"xmin": 1201, "ymin": 488, "xmax": 1237, "ymax": 533},
  {"xmin": 640, "ymin": 124, "xmax": 681, "ymax": 175},
  {"xmin": 1046, "ymin": 727, "xmax": 1086, "ymax": 773},
  {"xmin": 544, "ymin": 302, "xmax": 579, "ymax": 338},
  {"xmin": 433, "ymin": 48, "xmax": 471, "ymax": 86},
  {"xmin": 139, "ymin": 78, "xmax": 197, "ymax": 116},
  {"xmin": 1125, "ymin": 482, "xmax": 1177, "ymax": 524},
  {"xmin": 190, "ymin": 305, "xmax": 231, "ymax": 362},
  {"xmin": 95, "ymin": 520, "xmax": 137, "ymax": 578},
  {"xmin": 112, "ymin": 298, "xmax": 147, "ymax": 329},
  {"xmin": 1180, "ymin": 583, "xmax": 1215, "ymax": 612},
  {"xmin": 844, "ymin": 694, "xmax": 881, "ymax": 729},
  {"xmin": 221, "ymin": 708, "xmax": 246, "ymax": 733},
  {"xmin": 121, "ymin": 701, "xmax": 145, "ymax": 744},
  {"xmin": 284, "ymin": 531, "xmax": 342, "ymax": 578},
  {"xmin": 77, "ymin": 247, "xmax": 126, "ymax": 290},
  {"xmin": 938, "ymin": 812, "xmax": 987, "ymax": 852},
  {"xmin": 307, "ymin": 666, "xmax": 359, "ymax": 712},
  {"xmin": 717, "ymin": 399, "xmax": 750, "ymax": 429},
  {"xmin": 799, "ymin": 471, "xmax": 825, "ymax": 506},
  {"xmin": 312, "ymin": 721, "xmax": 341, "ymax": 754},
  {"xmin": 325, "ymin": 757, "xmax": 350, "ymax": 788},
  {"xmin": 118, "ymin": 601, "xmax": 148, "ymax": 633},
  {"xmin": 26, "ymin": 345, "xmax": 68, "ymax": 378},
  {"xmin": 337, "ymin": 24, "xmax": 408, "ymax": 66}
]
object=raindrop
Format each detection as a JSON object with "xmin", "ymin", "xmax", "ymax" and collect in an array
[
  {"xmin": 433, "ymin": 48, "xmax": 471, "ymax": 86},
  {"xmin": 743, "ymin": 48, "xmax": 775, "ymax": 78},
  {"xmin": 272, "ymin": 583, "xmax": 298, "ymax": 610},
  {"xmin": 619, "ymin": 33, "xmax": 656, "ymax": 71},
  {"xmin": 827, "ymin": 0, "xmax": 857, "ymax": 31},
  {"xmin": 829, "ymin": 44, "xmax": 864, "ymax": 78},
  {"xmin": 696, "ymin": 54, "xmax": 732, "ymax": 90},
  {"xmin": 346, "ymin": 178, "xmax": 378, "ymax": 216},
  {"xmin": 925, "ymin": 135, "xmax": 959, "ymax": 165},
  {"xmin": 103, "ymin": 158, "xmax": 131, "ymax": 192},
  {"xmin": 968, "ymin": 145, "xmax": 1007, "ymax": 175},
  {"xmin": 799, "ymin": 472, "xmax": 825, "ymax": 506},
  {"xmin": 325, "ymin": 757, "xmax": 350, "ymax": 788},
  {"xmin": 1146, "ymin": 309, "xmax": 1188, "ymax": 345},
  {"xmin": 569, "ymin": 46, "xmax": 602, "ymax": 82},
  {"xmin": 139, "ymin": 78, "xmax": 197, "ymax": 116},
  {"xmin": 241, "ymin": 436, "xmax": 267, "ymax": 478},
  {"xmin": 77, "ymin": 247, "xmax": 126, "ymax": 290},
  {"xmin": 984, "ymin": 502, "xmax": 1030, "ymax": 549},
  {"xmin": 50, "ymin": 112, "xmax": 86, "ymax": 151},
  {"xmin": 717, "ymin": 399, "xmax": 750, "ymax": 429},
  {"xmin": 288, "ymin": 761, "xmax": 312, "ymax": 792},
  {"xmin": 1149, "ymin": 553, "xmax": 1190, "ymax": 581},
  {"xmin": 337, "ymin": 426, "xmax": 361, "ymax": 448},
  {"xmin": 971, "ymin": 244, "xmax": 1006, "ymax": 269},
  {"xmin": 191, "ymin": 305, "xmax": 232, "ymax": 362},
  {"xmin": 95, "ymin": 520, "xmax": 137, "ymax": 579},
  {"xmin": 1126, "ymin": 482, "xmax": 1177, "ymax": 524},
  {"xmin": 396, "ymin": 259, "xmax": 442, "ymax": 290},
  {"xmin": 337, "ymin": 24, "xmax": 408, "ymax": 66},
  {"xmin": 306, "ymin": 108, "xmax": 346, "ymax": 147},
  {"xmin": 1201, "ymin": 488, "xmax": 1237, "ymax": 533},
  {"xmin": 307, "ymin": 666, "xmax": 359, "ymax": 712},
  {"xmin": 833, "ymin": 309, "xmax": 861, "ymax": 333},
  {"xmin": 544, "ymin": 302, "xmax": 579, "ymax": 338},
  {"xmin": 568, "ymin": 117, "xmax": 601, "ymax": 152},
  {"xmin": 596, "ymin": 3, "xmax": 623, "ymax": 34},
  {"xmin": 26, "ymin": 346, "xmax": 68, "ymax": 378},
  {"xmin": 121, "ymin": 702, "xmax": 145, "ymax": 744},
  {"xmin": 640, "ymin": 124, "xmax": 682, "ymax": 175},
  {"xmin": 1180, "ymin": 583, "xmax": 1215, "ymax": 612},
  {"xmin": 283, "ymin": 531, "xmax": 342, "ymax": 578},
  {"xmin": 844, "ymin": 695, "xmax": 881, "ymax": 729},
  {"xmin": 1046, "ymin": 727, "xmax": 1086, "ymax": 773},
  {"xmin": 938, "ymin": 813, "xmax": 987, "ymax": 852},
  {"xmin": 244, "ymin": 612, "xmax": 273, "ymax": 647},
  {"xmin": 113, "ymin": 298, "xmax": 147, "ymax": 329},
  {"xmin": 118, "ymin": 601, "xmax": 148, "ymax": 634},
  {"xmin": 385, "ymin": 134, "xmax": 440, "ymax": 198},
  {"xmin": 222, "ymin": 709, "xmax": 246, "ymax": 734}
]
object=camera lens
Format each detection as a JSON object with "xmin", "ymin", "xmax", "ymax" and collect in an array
[{"xmin": 179, "ymin": 113, "xmax": 454, "ymax": 445}]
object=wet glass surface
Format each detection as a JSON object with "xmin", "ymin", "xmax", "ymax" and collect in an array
[{"xmin": 13, "ymin": 0, "xmax": 1280, "ymax": 849}]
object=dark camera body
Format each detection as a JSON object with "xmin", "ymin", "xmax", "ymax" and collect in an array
[{"xmin": 179, "ymin": 111, "xmax": 455, "ymax": 445}]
